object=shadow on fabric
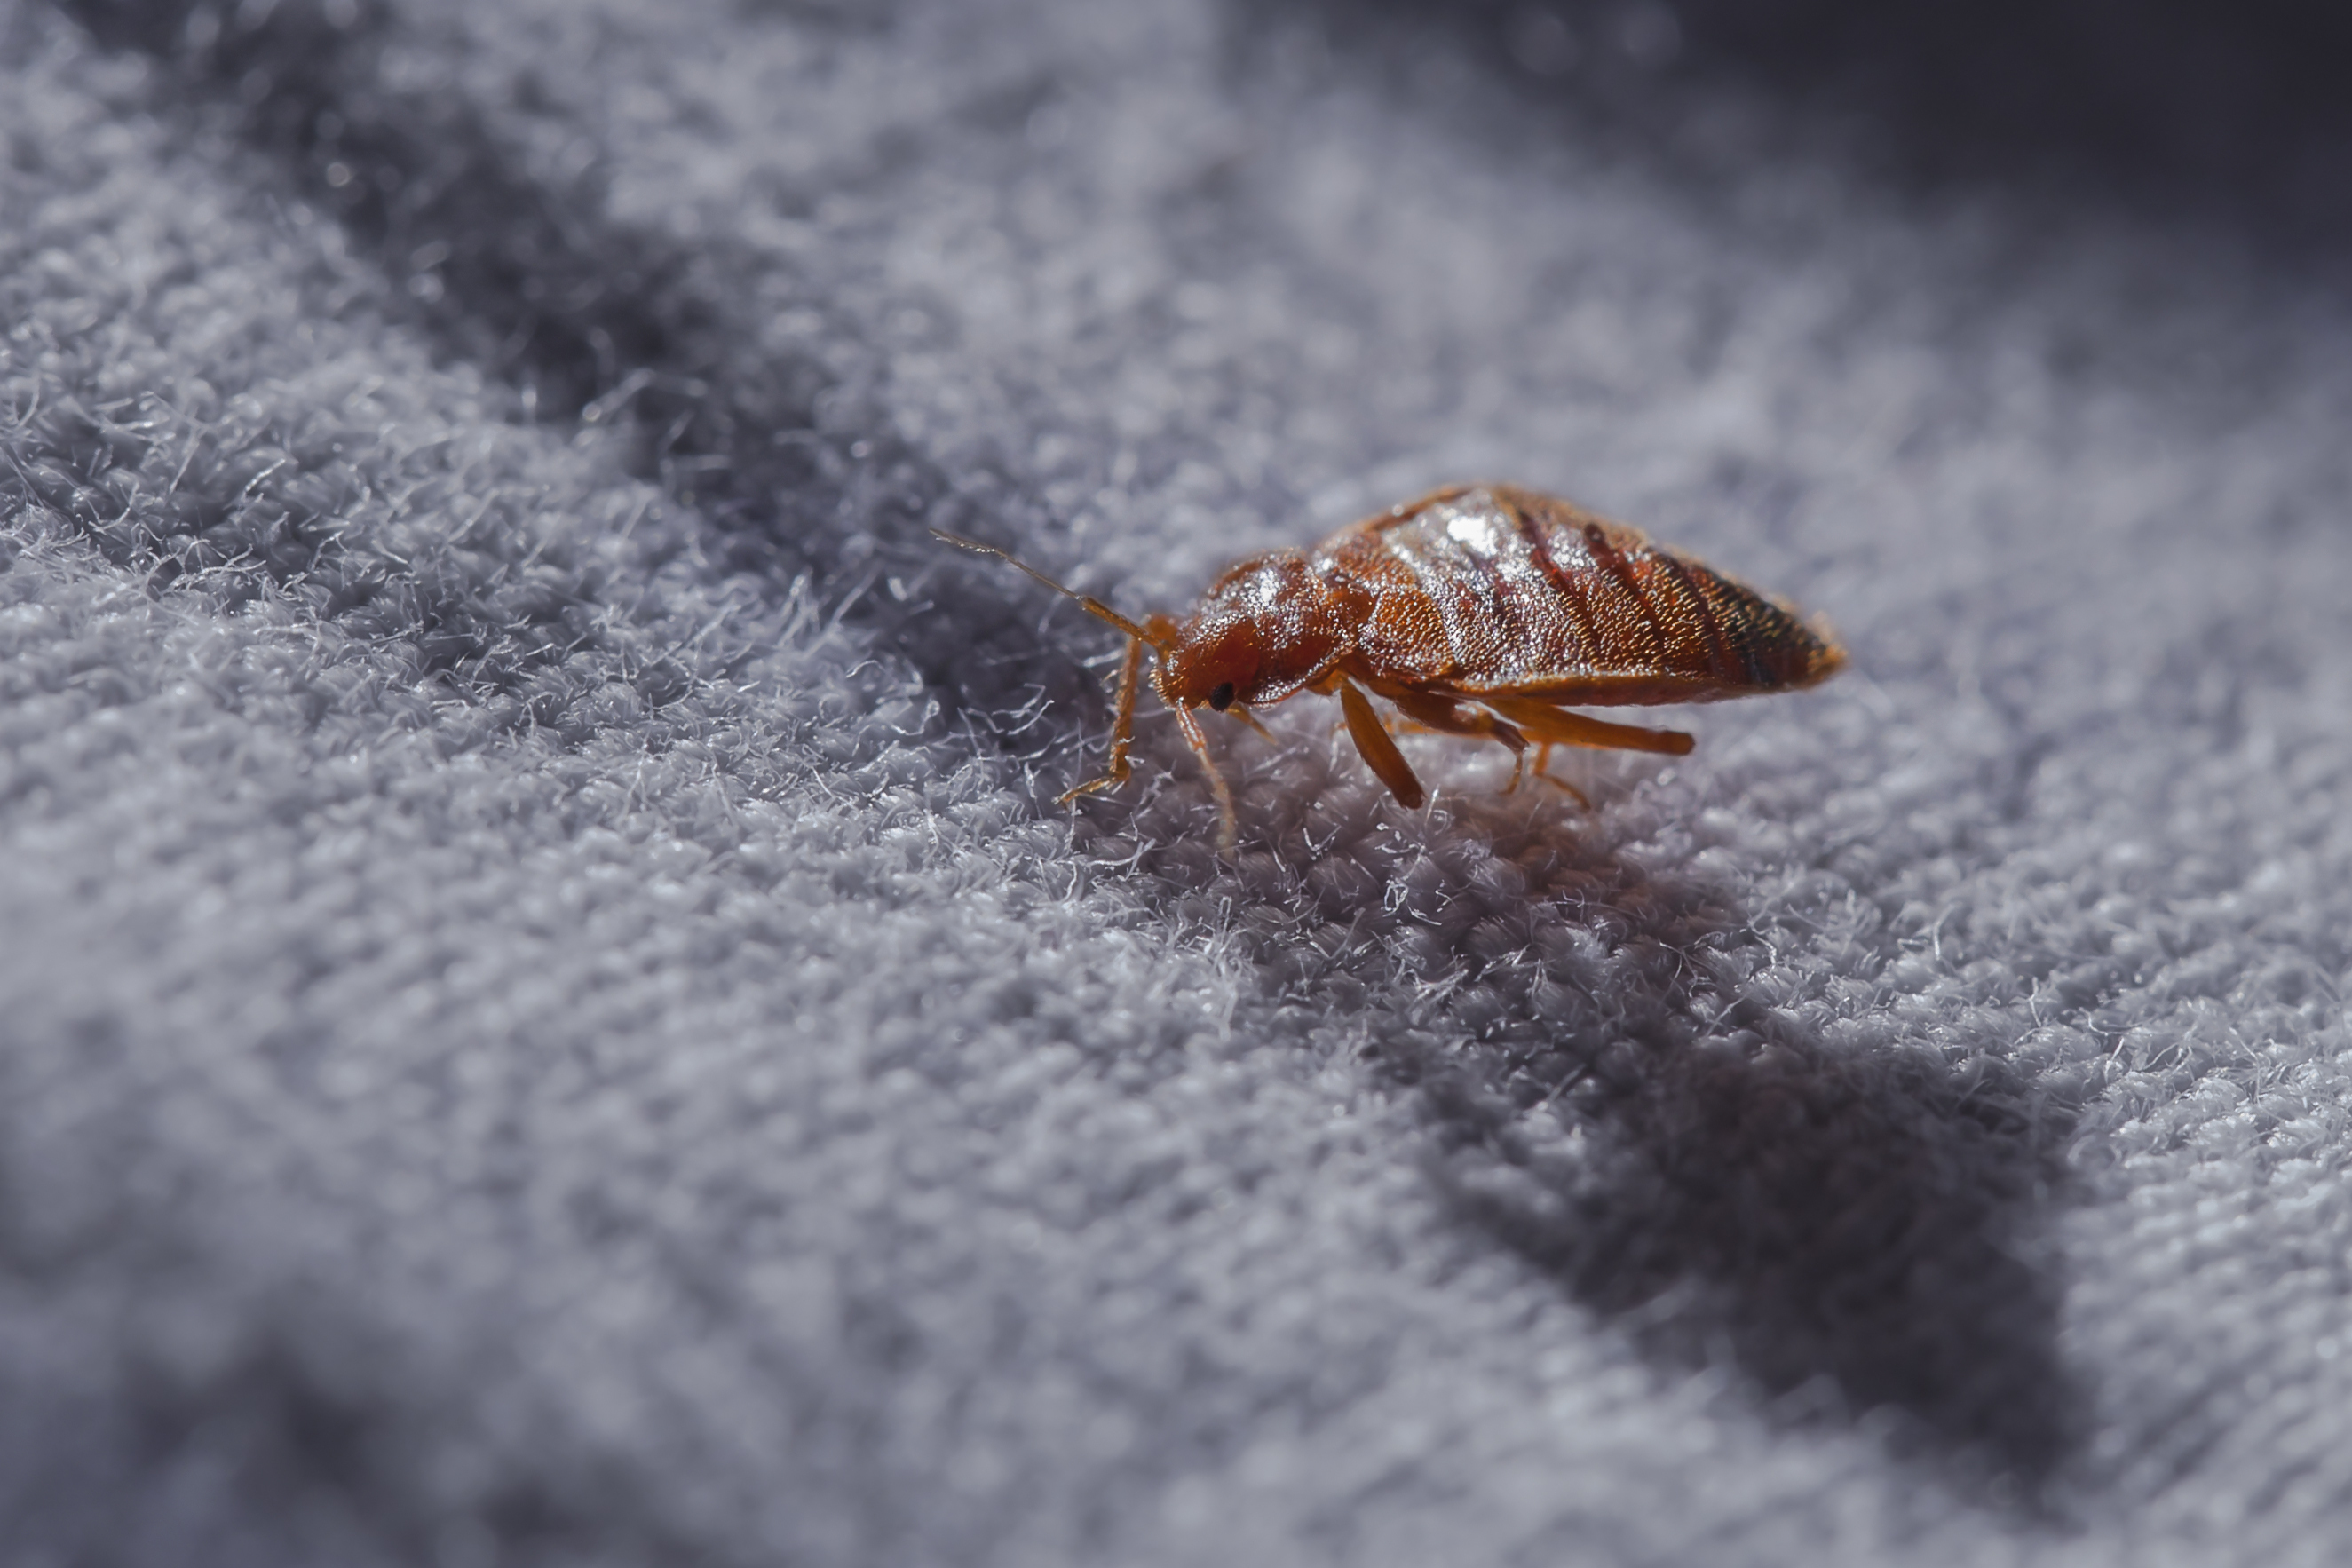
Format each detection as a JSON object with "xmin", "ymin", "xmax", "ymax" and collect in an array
[
  {"xmin": 1118, "ymin": 756, "xmax": 2085, "ymax": 1496},
  {"xmin": 54, "ymin": 0, "xmax": 1109, "ymax": 741},
  {"xmin": 1272, "ymin": 0, "xmax": 2352, "ymax": 260},
  {"xmin": 1413, "ymin": 902, "xmax": 2082, "ymax": 1497}
]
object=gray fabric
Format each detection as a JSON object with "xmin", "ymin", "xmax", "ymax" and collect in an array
[{"xmin": 5, "ymin": 0, "xmax": 2351, "ymax": 1563}]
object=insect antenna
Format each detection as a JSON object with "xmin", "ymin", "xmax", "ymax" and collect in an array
[{"xmin": 930, "ymin": 528, "xmax": 1169, "ymax": 648}]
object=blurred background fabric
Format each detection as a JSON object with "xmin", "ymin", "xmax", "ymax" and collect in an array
[{"xmin": 5, "ymin": 0, "xmax": 2352, "ymax": 1562}]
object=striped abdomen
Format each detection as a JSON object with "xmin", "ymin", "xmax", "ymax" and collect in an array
[{"xmin": 1311, "ymin": 484, "xmax": 1844, "ymax": 705}]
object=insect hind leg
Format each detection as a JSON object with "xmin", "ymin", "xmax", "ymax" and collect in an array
[
  {"xmin": 1485, "ymin": 696, "xmax": 1694, "ymax": 757},
  {"xmin": 1518, "ymin": 743, "xmax": 1591, "ymax": 808}
]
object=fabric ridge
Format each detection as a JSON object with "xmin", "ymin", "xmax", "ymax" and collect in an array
[{"xmin": 4, "ymin": 1, "xmax": 2351, "ymax": 1564}]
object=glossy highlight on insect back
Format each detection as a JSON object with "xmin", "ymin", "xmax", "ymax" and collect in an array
[{"xmin": 937, "ymin": 483, "xmax": 1845, "ymax": 851}]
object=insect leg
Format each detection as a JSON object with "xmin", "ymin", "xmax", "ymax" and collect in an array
[
  {"xmin": 1485, "ymin": 696, "xmax": 1695, "ymax": 756},
  {"xmin": 1056, "ymin": 633, "xmax": 1145, "ymax": 804},
  {"xmin": 1170, "ymin": 701, "xmax": 1241, "ymax": 852},
  {"xmin": 1337, "ymin": 681, "xmax": 1426, "ymax": 812},
  {"xmin": 1227, "ymin": 706, "xmax": 1279, "ymax": 744},
  {"xmin": 1383, "ymin": 688, "xmax": 1527, "ymax": 756},
  {"xmin": 1516, "ymin": 741, "xmax": 1591, "ymax": 807},
  {"xmin": 1374, "ymin": 685, "xmax": 1577, "ymax": 797}
]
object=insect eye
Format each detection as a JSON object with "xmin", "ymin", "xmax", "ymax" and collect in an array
[{"xmin": 1208, "ymin": 682, "xmax": 1237, "ymax": 712}]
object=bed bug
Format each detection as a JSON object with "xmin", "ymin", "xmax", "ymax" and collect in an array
[{"xmin": 935, "ymin": 483, "xmax": 1845, "ymax": 850}]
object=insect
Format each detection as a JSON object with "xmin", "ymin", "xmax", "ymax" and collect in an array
[{"xmin": 936, "ymin": 483, "xmax": 1845, "ymax": 850}]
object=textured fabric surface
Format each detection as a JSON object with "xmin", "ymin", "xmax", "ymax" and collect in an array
[{"xmin": 5, "ymin": 1, "xmax": 2352, "ymax": 1563}]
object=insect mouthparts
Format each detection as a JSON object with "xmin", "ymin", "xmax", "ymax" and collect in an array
[{"xmin": 1208, "ymin": 682, "xmax": 1237, "ymax": 712}]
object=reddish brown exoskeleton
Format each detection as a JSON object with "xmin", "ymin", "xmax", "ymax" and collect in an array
[{"xmin": 937, "ymin": 483, "xmax": 1845, "ymax": 850}]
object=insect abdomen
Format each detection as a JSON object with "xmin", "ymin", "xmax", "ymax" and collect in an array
[{"xmin": 1314, "ymin": 485, "xmax": 1842, "ymax": 702}]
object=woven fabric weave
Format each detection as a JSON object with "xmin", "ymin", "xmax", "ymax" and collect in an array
[{"xmin": 5, "ymin": 2, "xmax": 2350, "ymax": 1563}]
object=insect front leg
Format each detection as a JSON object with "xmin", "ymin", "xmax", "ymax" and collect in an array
[
  {"xmin": 1170, "ymin": 701, "xmax": 1241, "ymax": 852},
  {"xmin": 1056, "ymin": 633, "xmax": 1146, "ymax": 805}
]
